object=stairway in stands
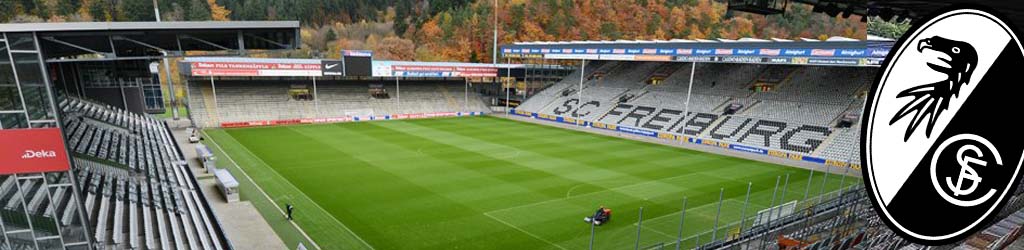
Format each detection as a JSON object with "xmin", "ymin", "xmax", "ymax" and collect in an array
[
  {"xmin": 439, "ymin": 84, "xmax": 460, "ymax": 111},
  {"xmin": 200, "ymin": 84, "xmax": 220, "ymax": 127}
]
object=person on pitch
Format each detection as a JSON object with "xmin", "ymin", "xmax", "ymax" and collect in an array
[{"xmin": 584, "ymin": 205, "xmax": 612, "ymax": 225}]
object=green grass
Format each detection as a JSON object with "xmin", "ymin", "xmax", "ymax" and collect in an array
[
  {"xmin": 203, "ymin": 116, "xmax": 860, "ymax": 250},
  {"xmin": 155, "ymin": 104, "xmax": 189, "ymax": 119}
]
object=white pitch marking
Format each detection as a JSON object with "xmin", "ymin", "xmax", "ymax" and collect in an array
[
  {"xmin": 203, "ymin": 131, "xmax": 324, "ymax": 250},
  {"xmin": 231, "ymin": 136, "xmax": 376, "ymax": 250},
  {"xmin": 483, "ymin": 212, "xmax": 567, "ymax": 250}
]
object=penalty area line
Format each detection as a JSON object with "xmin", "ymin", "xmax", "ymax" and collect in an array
[{"xmin": 483, "ymin": 212, "xmax": 567, "ymax": 250}]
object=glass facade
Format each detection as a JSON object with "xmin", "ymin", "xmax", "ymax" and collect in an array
[
  {"xmin": 0, "ymin": 32, "xmax": 91, "ymax": 250},
  {"xmin": 142, "ymin": 72, "xmax": 165, "ymax": 112}
]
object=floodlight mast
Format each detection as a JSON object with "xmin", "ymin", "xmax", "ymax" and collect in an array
[
  {"xmin": 153, "ymin": 0, "xmax": 180, "ymax": 120},
  {"xmin": 493, "ymin": 0, "xmax": 498, "ymax": 65}
]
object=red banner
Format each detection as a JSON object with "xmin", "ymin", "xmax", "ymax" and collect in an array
[
  {"xmin": 0, "ymin": 128, "xmax": 70, "ymax": 174},
  {"xmin": 191, "ymin": 62, "xmax": 322, "ymax": 77}
]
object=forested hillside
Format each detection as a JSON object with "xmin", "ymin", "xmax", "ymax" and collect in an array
[{"xmin": 3, "ymin": 0, "xmax": 864, "ymax": 62}]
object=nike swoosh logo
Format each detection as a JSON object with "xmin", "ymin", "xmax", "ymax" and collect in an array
[{"xmin": 326, "ymin": 64, "xmax": 339, "ymax": 69}]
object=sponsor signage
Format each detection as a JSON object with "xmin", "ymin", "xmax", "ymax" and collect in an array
[
  {"xmin": 503, "ymin": 39, "xmax": 891, "ymax": 66},
  {"xmin": 391, "ymin": 65, "xmax": 499, "ymax": 77},
  {"xmin": 760, "ymin": 49, "xmax": 781, "ymax": 56},
  {"xmin": 807, "ymin": 58, "xmax": 861, "ymax": 65},
  {"xmin": 191, "ymin": 62, "xmax": 322, "ymax": 77},
  {"xmin": 545, "ymin": 54, "xmax": 599, "ymax": 60},
  {"xmin": 735, "ymin": 49, "xmax": 758, "ymax": 55},
  {"xmin": 599, "ymin": 54, "xmax": 636, "ymax": 61},
  {"xmin": 322, "ymin": 60, "xmax": 344, "ymax": 76},
  {"xmin": 0, "ymin": 128, "xmax": 70, "ymax": 174},
  {"xmin": 342, "ymin": 50, "xmax": 374, "ymax": 57},
  {"xmin": 634, "ymin": 55, "xmax": 673, "ymax": 61},
  {"xmin": 811, "ymin": 49, "xmax": 836, "ymax": 56},
  {"xmin": 719, "ymin": 56, "xmax": 763, "ymax": 63},
  {"xmin": 674, "ymin": 56, "xmax": 716, "ymax": 62}
]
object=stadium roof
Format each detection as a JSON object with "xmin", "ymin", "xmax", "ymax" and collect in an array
[
  {"xmin": 502, "ymin": 36, "xmax": 887, "ymax": 67},
  {"xmin": 3, "ymin": 21, "xmax": 301, "ymax": 61},
  {"xmin": 0, "ymin": 21, "xmax": 299, "ymax": 32}
]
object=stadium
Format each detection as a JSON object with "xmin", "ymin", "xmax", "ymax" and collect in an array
[{"xmin": 2, "ymin": 1, "xmax": 1024, "ymax": 250}]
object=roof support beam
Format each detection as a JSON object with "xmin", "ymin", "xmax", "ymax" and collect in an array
[
  {"xmin": 180, "ymin": 35, "xmax": 233, "ymax": 51},
  {"xmin": 236, "ymin": 31, "xmax": 246, "ymax": 56},
  {"xmin": 112, "ymin": 35, "xmax": 182, "ymax": 56},
  {"xmin": 39, "ymin": 37, "xmax": 113, "ymax": 57},
  {"xmin": 244, "ymin": 33, "xmax": 288, "ymax": 49}
]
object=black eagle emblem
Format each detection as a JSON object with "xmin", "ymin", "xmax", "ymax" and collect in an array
[{"xmin": 889, "ymin": 36, "xmax": 978, "ymax": 141}]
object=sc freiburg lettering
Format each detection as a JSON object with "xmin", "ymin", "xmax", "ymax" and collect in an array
[
  {"xmin": 709, "ymin": 116, "xmax": 752, "ymax": 140},
  {"xmin": 618, "ymin": 106, "xmax": 657, "ymax": 127},
  {"xmin": 673, "ymin": 113, "xmax": 719, "ymax": 136},
  {"xmin": 780, "ymin": 125, "xmax": 830, "ymax": 153},
  {"xmin": 737, "ymin": 120, "xmax": 787, "ymax": 147},
  {"xmin": 553, "ymin": 99, "xmax": 578, "ymax": 116},
  {"xmin": 573, "ymin": 100, "xmax": 601, "ymax": 118},
  {"xmin": 642, "ymin": 109, "xmax": 682, "ymax": 131}
]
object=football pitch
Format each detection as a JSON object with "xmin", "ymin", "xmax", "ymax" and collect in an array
[{"xmin": 202, "ymin": 116, "xmax": 860, "ymax": 250}]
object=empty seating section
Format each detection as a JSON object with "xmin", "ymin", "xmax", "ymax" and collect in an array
[
  {"xmin": 596, "ymin": 62, "xmax": 662, "ymax": 89},
  {"xmin": 56, "ymin": 96, "xmax": 224, "ymax": 250},
  {"xmin": 314, "ymin": 83, "xmax": 375, "ymax": 117},
  {"xmin": 744, "ymin": 100, "xmax": 846, "ymax": 125},
  {"xmin": 515, "ymin": 61, "xmax": 611, "ymax": 112},
  {"xmin": 754, "ymin": 66, "xmax": 869, "ymax": 105},
  {"xmin": 188, "ymin": 80, "xmax": 489, "ymax": 126},
  {"xmin": 819, "ymin": 128, "xmax": 861, "ymax": 162},
  {"xmin": 689, "ymin": 63, "xmax": 764, "ymax": 97},
  {"xmin": 634, "ymin": 91, "xmax": 729, "ymax": 114},
  {"xmin": 646, "ymin": 63, "xmax": 694, "ymax": 93},
  {"xmin": 518, "ymin": 62, "xmax": 872, "ymax": 163},
  {"xmin": 213, "ymin": 82, "xmax": 305, "ymax": 123}
]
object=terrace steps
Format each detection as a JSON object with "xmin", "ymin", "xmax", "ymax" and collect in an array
[{"xmin": 200, "ymin": 84, "xmax": 220, "ymax": 126}]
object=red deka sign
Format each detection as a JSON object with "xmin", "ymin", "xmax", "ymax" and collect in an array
[{"xmin": 0, "ymin": 128, "xmax": 70, "ymax": 174}]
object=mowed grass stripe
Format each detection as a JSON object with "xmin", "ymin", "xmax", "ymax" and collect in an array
[
  {"xmin": 227, "ymin": 125, "xmax": 556, "ymax": 250},
  {"xmin": 306, "ymin": 122, "xmax": 599, "ymax": 210},
  {"xmin": 203, "ymin": 129, "xmax": 370, "ymax": 250},
  {"xmin": 212, "ymin": 116, "xmax": 859, "ymax": 250}
]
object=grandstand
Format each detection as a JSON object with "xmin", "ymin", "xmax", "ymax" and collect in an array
[
  {"xmin": 0, "ymin": 21, "xmax": 297, "ymax": 250},
  {"xmin": 58, "ymin": 96, "xmax": 227, "ymax": 249},
  {"xmin": 186, "ymin": 79, "xmax": 490, "ymax": 127},
  {"xmin": 517, "ymin": 61, "xmax": 872, "ymax": 165},
  {"xmin": 179, "ymin": 58, "xmax": 493, "ymax": 128}
]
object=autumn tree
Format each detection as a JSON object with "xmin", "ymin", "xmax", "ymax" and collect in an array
[{"xmin": 374, "ymin": 37, "xmax": 416, "ymax": 61}]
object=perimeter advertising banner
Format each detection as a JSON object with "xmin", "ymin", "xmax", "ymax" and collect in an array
[
  {"xmin": 191, "ymin": 62, "xmax": 323, "ymax": 77},
  {"xmin": 392, "ymin": 65, "xmax": 499, "ymax": 77},
  {"xmin": 0, "ymin": 128, "xmax": 71, "ymax": 174}
]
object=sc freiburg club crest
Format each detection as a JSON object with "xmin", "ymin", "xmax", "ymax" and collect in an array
[{"xmin": 863, "ymin": 6, "xmax": 1024, "ymax": 245}]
